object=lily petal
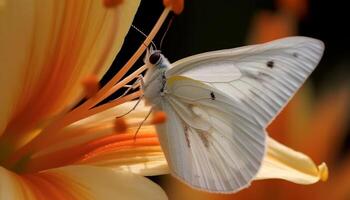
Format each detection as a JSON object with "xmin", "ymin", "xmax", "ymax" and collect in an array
[
  {"xmin": 0, "ymin": 0, "xmax": 33, "ymax": 135},
  {"xmin": 26, "ymin": 101, "xmax": 168, "ymax": 176},
  {"xmin": 1, "ymin": 165, "xmax": 167, "ymax": 200},
  {"xmin": 76, "ymin": 137, "xmax": 169, "ymax": 176},
  {"xmin": 1, "ymin": 0, "xmax": 140, "ymax": 137},
  {"xmin": 32, "ymin": 101, "xmax": 150, "ymax": 158},
  {"xmin": 255, "ymin": 137, "xmax": 328, "ymax": 184},
  {"xmin": 0, "ymin": 166, "xmax": 36, "ymax": 199}
]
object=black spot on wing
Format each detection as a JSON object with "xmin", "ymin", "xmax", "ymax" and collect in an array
[
  {"xmin": 210, "ymin": 91, "xmax": 216, "ymax": 100},
  {"xmin": 266, "ymin": 60, "xmax": 274, "ymax": 68}
]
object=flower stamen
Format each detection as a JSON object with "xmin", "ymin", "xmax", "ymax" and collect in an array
[
  {"xmin": 77, "ymin": 8, "xmax": 171, "ymax": 112},
  {"xmin": 114, "ymin": 118, "xmax": 128, "ymax": 133},
  {"xmin": 151, "ymin": 111, "xmax": 167, "ymax": 125},
  {"xmin": 7, "ymin": 8, "xmax": 171, "ymax": 166},
  {"xmin": 163, "ymin": 0, "xmax": 184, "ymax": 14},
  {"xmin": 82, "ymin": 74, "xmax": 100, "ymax": 98},
  {"xmin": 318, "ymin": 162, "xmax": 329, "ymax": 181}
]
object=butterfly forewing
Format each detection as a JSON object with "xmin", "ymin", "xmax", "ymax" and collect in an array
[{"xmin": 166, "ymin": 37, "xmax": 324, "ymax": 127}]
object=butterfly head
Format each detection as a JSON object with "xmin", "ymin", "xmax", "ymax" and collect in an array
[
  {"xmin": 145, "ymin": 47, "xmax": 170, "ymax": 69},
  {"xmin": 149, "ymin": 50, "xmax": 162, "ymax": 65}
]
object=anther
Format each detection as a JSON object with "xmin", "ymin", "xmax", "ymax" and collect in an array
[
  {"xmin": 163, "ymin": 0, "xmax": 184, "ymax": 14},
  {"xmin": 114, "ymin": 118, "xmax": 128, "ymax": 133},
  {"xmin": 82, "ymin": 75, "xmax": 100, "ymax": 98},
  {"xmin": 318, "ymin": 163, "xmax": 328, "ymax": 182},
  {"xmin": 151, "ymin": 111, "xmax": 167, "ymax": 124}
]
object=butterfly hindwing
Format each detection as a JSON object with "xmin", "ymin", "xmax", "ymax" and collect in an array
[
  {"xmin": 156, "ymin": 76, "xmax": 266, "ymax": 193},
  {"xmin": 166, "ymin": 37, "xmax": 324, "ymax": 126}
]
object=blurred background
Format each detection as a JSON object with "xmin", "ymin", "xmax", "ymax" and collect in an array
[{"xmin": 104, "ymin": 0, "xmax": 350, "ymax": 199}]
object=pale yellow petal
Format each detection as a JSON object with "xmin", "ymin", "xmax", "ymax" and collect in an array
[
  {"xmin": 42, "ymin": 165, "xmax": 168, "ymax": 200},
  {"xmin": 0, "ymin": 166, "xmax": 36, "ymax": 200},
  {"xmin": 1, "ymin": 165, "xmax": 167, "ymax": 200},
  {"xmin": 33, "ymin": 101, "xmax": 150, "ymax": 158},
  {"xmin": 1, "ymin": 0, "xmax": 140, "ymax": 136},
  {"xmin": 78, "ymin": 146, "xmax": 169, "ymax": 176},
  {"xmin": 0, "ymin": 0, "xmax": 33, "ymax": 134},
  {"xmin": 27, "ymin": 128, "xmax": 166, "ymax": 174},
  {"xmin": 0, "ymin": 0, "xmax": 5, "ymax": 8},
  {"xmin": 25, "ymin": 101, "xmax": 168, "ymax": 175},
  {"xmin": 255, "ymin": 137, "xmax": 328, "ymax": 184}
]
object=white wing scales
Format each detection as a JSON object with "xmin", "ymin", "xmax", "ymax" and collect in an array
[
  {"xmin": 167, "ymin": 37, "xmax": 324, "ymax": 126},
  {"xmin": 175, "ymin": 60, "xmax": 242, "ymax": 82},
  {"xmin": 157, "ymin": 76, "xmax": 266, "ymax": 193},
  {"xmin": 150, "ymin": 37, "xmax": 324, "ymax": 193}
]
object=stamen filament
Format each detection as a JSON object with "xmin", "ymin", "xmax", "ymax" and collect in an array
[
  {"xmin": 103, "ymin": 65, "xmax": 147, "ymax": 100},
  {"xmin": 83, "ymin": 91, "xmax": 142, "ymax": 118},
  {"xmin": 45, "ymin": 8, "xmax": 170, "ymax": 132},
  {"xmin": 77, "ymin": 8, "xmax": 170, "ymax": 111}
]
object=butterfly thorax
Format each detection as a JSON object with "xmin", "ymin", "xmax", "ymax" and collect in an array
[{"xmin": 143, "ymin": 52, "xmax": 170, "ymax": 107}]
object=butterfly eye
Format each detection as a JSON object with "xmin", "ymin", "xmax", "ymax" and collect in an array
[{"xmin": 149, "ymin": 52, "xmax": 161, "ymax": 65}]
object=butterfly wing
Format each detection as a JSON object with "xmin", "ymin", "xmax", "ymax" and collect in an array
[
  {"xmin": 166, "ymin": 36, "xmax": 324, "ymax": 126},
  {"xmin": 157, "ymin": 76, "xmax": 266, "ymax": 193}
]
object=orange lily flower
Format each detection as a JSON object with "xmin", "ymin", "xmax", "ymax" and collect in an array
[{"xmin": 0, "ymin": 1, "xmax": 172, "ymax": 199}]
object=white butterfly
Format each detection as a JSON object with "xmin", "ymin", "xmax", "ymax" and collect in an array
[{"xmin": 141, "ymin": 37, "xmax": 324, "ymax": 193}]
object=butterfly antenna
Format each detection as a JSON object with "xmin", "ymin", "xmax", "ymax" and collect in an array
[
  {"xmin": 159, "ymin": 15, "xmax": 174, "ymax": 50},
  {"xmin": 131, "ymin": 25, "xmax": 157, "ymax": 49}
]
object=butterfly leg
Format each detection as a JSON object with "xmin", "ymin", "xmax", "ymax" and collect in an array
[
  {"xmin": 133, "ymin": 107, "xmax": 153, "ymax": 142},
  {"xmin": 116, "ymin": 75, "xmax": 145, "ymax": 118},
  {"xmin": 121, "ymin": 74, "xmax": 144, "ymax": 97}
]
